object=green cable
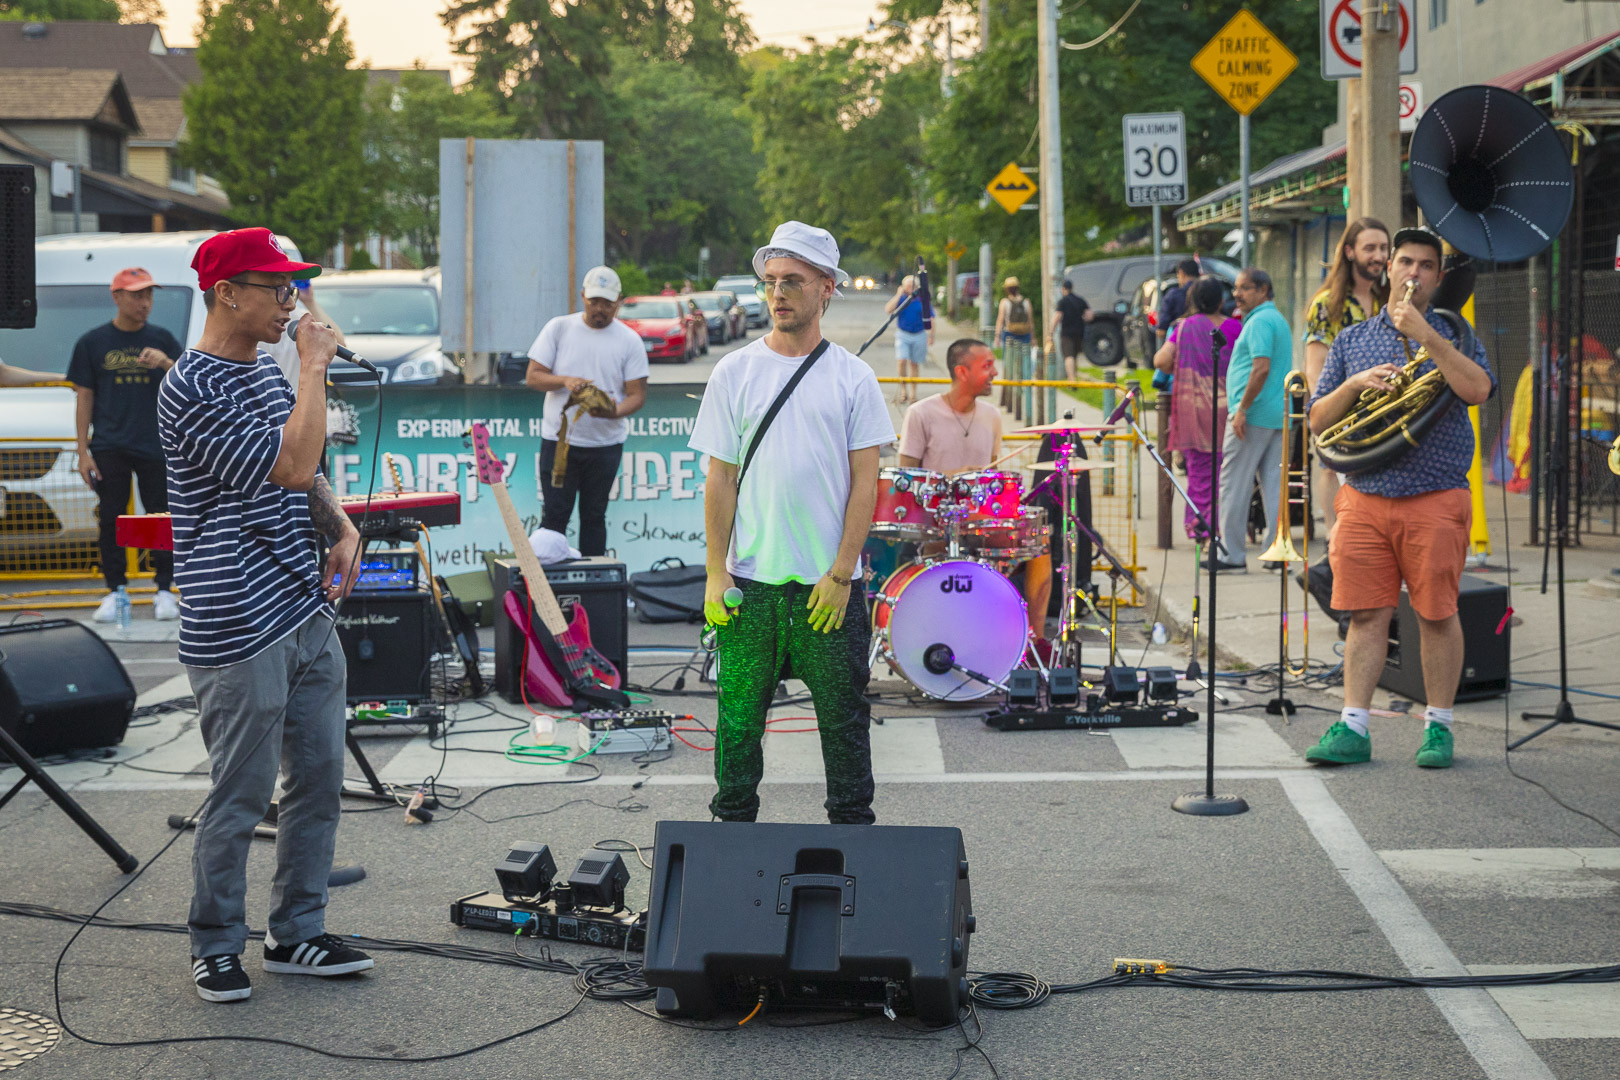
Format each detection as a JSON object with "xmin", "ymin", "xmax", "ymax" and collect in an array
[
  {"xmin": 624, "ymin": 690, "xmax": 652, "ymax": 705},
  {"xmin": 504, "ymin": 727, "xmax": 601, "ymax": 766}
]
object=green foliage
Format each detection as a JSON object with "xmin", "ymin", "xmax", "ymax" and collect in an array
[
  {"xmin": 345, "ymin": 246, "xmax": 376, "ymax": 270},
  {"xmin": 446, "ymin": 1, "xmax": 763, "ymax": 274},
  {"xmin": 614, "ymin": 260, "xmax": 653, "ymax": 298},
  {"xmin": 361, "ymin": 70, "xmax": 510, "ymax": 267},
  {"xmin": 181, "ymin": 0, "xmax": 369, "ymax": 258},
  {"xmin": 0, "ymin": 0, "xmax": 120, "ymax": 18},
  {"xmin": 747, "ymin": 38, "xmax": 940, "ymax": 271}
]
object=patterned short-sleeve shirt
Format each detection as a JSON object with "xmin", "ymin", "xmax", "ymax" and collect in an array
[
  {"xmin": 1303, "ymin": 289, "xmax": 1379, "ymax": 348},
  {"xmin": 1306, "ymin": 308, "xmax": 1495, "ymax": 498}
]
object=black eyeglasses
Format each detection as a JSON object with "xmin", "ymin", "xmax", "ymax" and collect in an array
[{"xmin": 230, "ymin": 280, "xmax": 298, "ymax": 305}]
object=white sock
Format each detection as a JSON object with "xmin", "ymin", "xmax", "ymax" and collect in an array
[
  {"xmin": 1424, "ymin": 707, "xmax": 1453, "ymax": 729},
  {"xmin": 1341, "ymin": 708, "xmax": 1370, "ymax": 737}
]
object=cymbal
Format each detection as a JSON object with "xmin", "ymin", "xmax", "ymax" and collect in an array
[
  {"xmin": 1029, "ymin": 459, "xmax": 1116, "ymax": 473},
  {"xmin": 1010, "ymin": 421, "xmax": 1117, "ymax": 435}
]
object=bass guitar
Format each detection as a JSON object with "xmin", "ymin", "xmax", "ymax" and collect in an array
[{"xmin": 469, "ymin": 423, "xmax": 626, "ymax": 710}]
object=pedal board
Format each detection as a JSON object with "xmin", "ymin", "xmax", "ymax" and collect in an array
[
  {"xmin": 983, "ymin": 704, "xmax": 1198, "ymax": 731},
  {"xmin": 451, "ymin": 891, "xmax": 645, "ymax": 950},
  {"xmin": 574, "ymin": 709, "xmax": 679, "ymax": 755}
]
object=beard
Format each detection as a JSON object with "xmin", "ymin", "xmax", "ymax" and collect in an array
[
  {"xmin": 771, "ymin": 306, "xmax": 813, "ymax": 334},
  {"xmin": 1354, "ymin": 257, "xmax": 1385, "ymax": 284}
]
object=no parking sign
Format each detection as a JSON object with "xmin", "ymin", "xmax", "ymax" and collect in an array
[{"xmin": 1321, "ymin": 0, "xmax": 1417, "ymax": 79}]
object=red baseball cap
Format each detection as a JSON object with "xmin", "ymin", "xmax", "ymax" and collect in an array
[
  {"xmin": 110, "ymin": 267, "xmax": 159, "ymax": 292},
  {"xmin": 191, "ymin": 227, "xmax": 321, "ymax": 292}
]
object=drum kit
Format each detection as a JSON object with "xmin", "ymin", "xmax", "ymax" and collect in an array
[{"xmin": 866, "ymin": 421, "xmax": 1120, "ymax": 701}]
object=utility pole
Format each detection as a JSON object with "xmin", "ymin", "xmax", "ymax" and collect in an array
[
  {"xmin": 1344, "ymin": 77, "xmax": 1361, "ymax": 221},
  {"xmin": 1035, "ymin": 0, "xmax": 1065, "ymax": 371},
  {"xmin": 1357, "ymin": 0, "xmax": 1401, "ymax": 230},
  {"xmin": 979, "ymin": 0, "xmax": 989, "ymax": 48}
]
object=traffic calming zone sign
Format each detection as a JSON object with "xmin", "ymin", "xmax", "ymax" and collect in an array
[
  {"xmin": 1191, "ymin": 10, "xmax": 1298, "ymax": 116},
  {"xmin": 987, "ymin": 162, "xmax": 1036, "ymax": 214}
]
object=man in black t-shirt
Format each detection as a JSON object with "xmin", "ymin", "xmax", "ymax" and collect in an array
[
  {"xmin": 1154, "ymin": 258, "xmax": 1200, "ymax": 350},
  {"xmin": 1048, "ymin": 279, "xmax": 1093, "ymax": 381},
  {"xmin": 67, "ymin": 267, "xmax": 183, "ymax": 622}
]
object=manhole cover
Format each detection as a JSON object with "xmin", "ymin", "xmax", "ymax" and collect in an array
[{"xmin": 0, "ymin": 1009, "xmax": 60, "ymax": 1073}]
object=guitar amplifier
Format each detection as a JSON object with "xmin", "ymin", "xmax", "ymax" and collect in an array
[
  {"xmin": 491, "ymin": 557, "xmax": 629, "ymax": 705},
  {"xmin": 1379, "ymin": 573, "xmax": 1510, "ymax": 704},
  {"xmin": 335, "ymin": 590, "xmax": 435, "ymax": 703}
]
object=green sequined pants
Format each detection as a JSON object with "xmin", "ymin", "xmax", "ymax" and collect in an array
[{"xmin": 710, "ymin": 576, "xmax": 875, "ymax": 824}]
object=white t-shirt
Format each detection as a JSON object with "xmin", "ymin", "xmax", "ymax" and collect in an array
[
  {"xmin": 689, "ymin": 337, "xmax": 895, "ymax": 585},
  {"xmin": 527, "ymin": 314, "xmax": 651, "ymax": 448},
  {"xmin": 263, "ymin": 301, "xmax": 311, "ymax": 390}
]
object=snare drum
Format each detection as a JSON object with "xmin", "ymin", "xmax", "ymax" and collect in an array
[
  {"xmin": 872, "ymin": 466, "xmax": 943, "ymax": 541},
  {"xmin": 961, "ymin": 505, "xmax": 1050, "ymax": 565},
  {"xmin": 944, "ymin": 470, "xmax": 1023, "ymax": 532},
  {"xmin": 873, "ymin": 558, "xmax": 1028, "ymax": 700}
]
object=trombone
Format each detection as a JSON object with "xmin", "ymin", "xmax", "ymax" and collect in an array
[{"xmin": 1258, "ymin": 371, "xmax": 1313, "ymax": 692}]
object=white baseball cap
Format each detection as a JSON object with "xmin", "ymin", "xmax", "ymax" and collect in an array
[
  {"xmin": 752, "ymin": 221, "xmax": 852, "ymax": 295},
  {"xmin": 581, "ymin": 265, "xmax": 621, "ymax": 302}
]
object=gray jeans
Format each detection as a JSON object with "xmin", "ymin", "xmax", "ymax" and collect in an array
[
  {"xmin": 186, "ymin": 613, "xmax": 346, "ymax": 957},
  {"xmin": 1217, "ymin": 422, "xmax": 1284, "ymax": 565}
]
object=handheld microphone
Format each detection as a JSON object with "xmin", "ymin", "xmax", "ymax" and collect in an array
[
  {"xmin": 289, "ymin": 317, "xmax": 378, "ymax": 375},
  {"xmin": 700, "ymin": 587, "xmax": 745, "ymax": 651},
  {"xmin": 1096, "ymin": 387, "xmax": 1139, "ymax": 442},
  {"xmin": 723, "ymin": 586, "xmax": 744, "ymax": 609}
]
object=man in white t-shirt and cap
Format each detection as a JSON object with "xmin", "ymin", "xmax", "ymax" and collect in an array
[
  {"xmin": 690, "ymin": 220, "xmax": 895, "ymax": 825},
  {"xmin": 525, "ymin": 265, "xmax": 649, "ymax": 555}
]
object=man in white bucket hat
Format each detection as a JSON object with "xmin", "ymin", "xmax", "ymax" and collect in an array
[{"xmin": 689, "ymin": 220, "xmax": 894, "ymax": 824}]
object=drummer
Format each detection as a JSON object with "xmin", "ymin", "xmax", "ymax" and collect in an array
[{"xmin": 898, "ymin": 339, "xmax": 1054, "ymax": 658}]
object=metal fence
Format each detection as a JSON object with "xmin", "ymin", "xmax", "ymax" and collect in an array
[{"xmin": 0, "ymin": 437, "xmax": 154, "ymax": 582}]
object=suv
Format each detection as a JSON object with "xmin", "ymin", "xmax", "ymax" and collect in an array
[
  {"xmin": 1121, "ymin": 260, "xmax": 1240, "ymax": 365},
  {"xmin": 1060, "ymin": 253, "xmax": 1238, "ymax": 367},
  {"xmin": 712, "ymin": 274, "xmax": 765, "ymax": 328}
]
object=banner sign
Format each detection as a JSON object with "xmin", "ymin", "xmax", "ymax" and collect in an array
[{"xmin": 327, "ymin": 383, "xmax": 709, "ymax": 575}]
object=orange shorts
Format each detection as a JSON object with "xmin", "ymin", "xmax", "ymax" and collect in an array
[{"xmin": 1329, "ymin": 485, "xmax": 1471, "ymax": 620}]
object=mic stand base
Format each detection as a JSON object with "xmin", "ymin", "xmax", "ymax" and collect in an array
[
  {"xmin": 1172, "ymin": 792, "xmax": 1250, "ymax": 816},
  {"xmin": 1265, "ymin": 697, "xmax": 1296, "ymax": 717},
  {"xmin": 1512, "ymin": 699, "xmax": 1620, "ymax": 750}
]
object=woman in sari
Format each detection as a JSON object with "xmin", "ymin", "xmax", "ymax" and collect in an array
[{"xmin": 1154, "ymin": 276, "xmax": 1236, "ymax": 541}]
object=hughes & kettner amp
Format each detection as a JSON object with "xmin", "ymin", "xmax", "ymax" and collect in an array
[
  {"xmin": 492, "ymin": 557, "xmax": 629, "ymax": 704},
  {"xmin": 334, "ymin": 589, "xmax": 436, "ymax": 703},
  {"xmin": 1379, "ymin": 574, "xmax": 1510, "ymax": 704}
]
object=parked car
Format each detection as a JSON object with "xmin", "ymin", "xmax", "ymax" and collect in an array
[
  {"xmin": 618, "ymin": 295, "xmax": 694, "ymax": 362},
  {"xmin": 1060, "ymin": 253, "xmax": 1239, "ymax": 367},
  {"xmin": 313, "ymin": 268, "xmax": 453, "ymax": 386},
  {"xmin": 1121, "ymin": 260, "xmax": 1240, "ymax": 365},
  {"xmin": 956, "ymin": 272, "xmax": 980, "ymax": 306},
  {"xmin": 713, "ymin": 274, "xmax": 766, "ymax": 327},
  {"xmin": 0, "ymin": 231, "xmax": 295, "ymax": 561},
  {"xmin": 691, "ymin": 290, "xmax": 745, "ymax": 344}
]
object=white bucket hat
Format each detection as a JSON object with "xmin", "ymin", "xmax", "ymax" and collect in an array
[{"xmin": 751, "ymin": 221, "xmax": 851, "ymax": 296}]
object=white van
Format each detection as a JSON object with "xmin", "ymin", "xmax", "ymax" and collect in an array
[{"xmin": 0, "ymin": 231, "xmax": 304, "ymax": 558}]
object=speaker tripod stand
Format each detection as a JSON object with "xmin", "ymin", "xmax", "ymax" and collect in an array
[{"xmin": 0, "ymin": 724, "xmax": 138, "ymax": 873}]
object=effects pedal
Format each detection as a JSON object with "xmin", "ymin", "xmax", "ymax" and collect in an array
[{"xmin": 573, "ymin": 709, "xmax": 682, "ymax": 755}]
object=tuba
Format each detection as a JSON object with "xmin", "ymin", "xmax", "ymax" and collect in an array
[{"xmin": 1316, "ymin": 85, "xmax": 1573, "ymax": 475}]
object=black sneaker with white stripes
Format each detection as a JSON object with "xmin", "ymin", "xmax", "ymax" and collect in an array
[
  {"xmin": 262, "ymin": 932, "xmax": 374, "ymax": 977},
  {"xmin": 192, "ymin": 954, "xmax": 252, "ymax": 1002}
]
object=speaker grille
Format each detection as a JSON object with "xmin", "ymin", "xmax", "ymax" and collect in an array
[{"xmin": 0, "ymin": 164, "xmax": 36, "ymax": 330}]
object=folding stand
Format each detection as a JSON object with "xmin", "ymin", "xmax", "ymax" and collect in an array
[{"xmin": 0, "ymin": 725, "xmax": 138, "ymax": 873}]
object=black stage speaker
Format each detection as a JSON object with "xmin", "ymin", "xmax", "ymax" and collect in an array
[
  {"xmin": 492, "ymin": 557, "xmax": 629, "ymax": 704},
  {"xmin": 0, "ymin": 620, "xmax": 133, "ymax": 755},
  {"xmin": 643, "ymin": 821, "xmax": 974, "ymax": 1026},
  {"xmin": 335, "ymin": 590, "xmax": 435, "ymax": 703},
  {"xmin": 0, "ymin": 164, "xmax": 36, "ymax": 329},
  {"xmin": 1379, "ymin": 574, "xmax": 1510, "ymax": 704}
]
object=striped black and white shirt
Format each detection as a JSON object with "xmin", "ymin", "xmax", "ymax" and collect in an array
[{"xmin": 159, "ymin": 348, "xmax": 328, "ymax": 667}]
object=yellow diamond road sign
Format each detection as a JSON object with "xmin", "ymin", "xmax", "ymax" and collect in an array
[
  {"xmin": 946, "ymin": 240, "xmax": 967, "ymax": 260},
  {"xmin": 987, "ymin": 162, "xmax": 1036, "ymax": 214},
  {"xmin": 1191, "ymin": 10, "xmax": 1297, "ymax": 116}
]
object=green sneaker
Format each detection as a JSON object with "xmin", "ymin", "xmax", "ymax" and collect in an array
[
  {"xmin": 1305, "ymin": 721, "xmax": 1371, "ymax": 765},
  {"xmin": 1415, "ymin": 724, "xmax": 1454, "ymax": 768}
]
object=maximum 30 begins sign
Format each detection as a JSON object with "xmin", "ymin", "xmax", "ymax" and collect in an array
[{"xmin": 1122, "ymin": 112, "xmax": 1187, "ymax": 207}]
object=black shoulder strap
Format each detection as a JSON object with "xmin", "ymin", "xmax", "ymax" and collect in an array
[{"xmin": 737, "ymin": 338, "xmax": 829, "ymax": 490}]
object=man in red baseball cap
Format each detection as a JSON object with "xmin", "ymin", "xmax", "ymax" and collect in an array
[
  {"xmin": 158, "ymin": 228, "xmax": 372, "ymax": 1003},
  {"xmin": 68, "ymin": 266, "xmax": 184, "ymax": 622}
]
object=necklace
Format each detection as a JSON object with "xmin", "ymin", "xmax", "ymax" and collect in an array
[{"xmin": 949, "ymin": 398, "xmax": 975, "ymax": 437}]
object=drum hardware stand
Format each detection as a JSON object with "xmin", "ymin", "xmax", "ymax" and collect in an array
[{"xmin": 0, "ymin": 724, "xmax": 138, "ymax": 873}]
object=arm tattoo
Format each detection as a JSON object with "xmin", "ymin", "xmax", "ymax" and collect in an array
[{"xmin": 307, "ymin": 476, "xmax": 351, "ymax": 541}]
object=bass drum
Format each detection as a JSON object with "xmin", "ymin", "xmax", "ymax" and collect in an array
[{"xmin": 872, "ymin": 559, "xmax": 1027, "ymax": 700}]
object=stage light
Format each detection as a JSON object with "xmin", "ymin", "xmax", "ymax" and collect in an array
[
  {"xmin": 1048, "ymin": 668, "xmax": 1079, "ymax": 706},
  {"xmin": 1103, "ymin": 667, "xmax": 1140, "ymax": 704},
  {"xmin": 568, "ymin": 850, "xmax": 630, "ymax": 911},
  {"xmin": 495, "ymin": 841, "xmax": 556, "ymax": 902},
  {"xmin": 1145, "ymin": 667, "xmax": 1179, "ymax": 703}
]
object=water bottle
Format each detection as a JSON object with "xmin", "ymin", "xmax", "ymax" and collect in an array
[
  {"xmin": 1151, "ymin": 621, "xmax": 1167, "ymax": 645},
  {"xmin": 115, "ymin": 585, "xmax": 131, "ymax": 631}
]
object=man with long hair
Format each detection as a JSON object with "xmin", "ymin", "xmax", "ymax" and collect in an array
[{"xmin": 1303, "ymin": 218, "xmax": 1389, "ymax": 534}]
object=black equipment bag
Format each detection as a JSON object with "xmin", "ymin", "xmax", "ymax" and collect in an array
[{"xmin": 630, "ymin": 558, "xmax": 708, "ymax": 623}]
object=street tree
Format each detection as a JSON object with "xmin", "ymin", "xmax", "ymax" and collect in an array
[
  {"xmin": 362, "ymin": 70, "xmax": 511, "ymax": 266},
  {"xmin": 181, "ymin": 0, "xmax": 369, "ymax": 258},
  {"xmin": 0, "ymin": 0, "xmax": 163, "ymax": 18}
]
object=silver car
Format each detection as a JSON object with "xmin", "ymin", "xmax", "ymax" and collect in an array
[{"xmin": 713, "ymin": 274, "xmax": 766, "ymax": 328}]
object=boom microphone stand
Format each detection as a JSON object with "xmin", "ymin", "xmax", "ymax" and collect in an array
[{"xmin": 0, "ymin": 725, "xmax": 138, "ymax": 873}]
